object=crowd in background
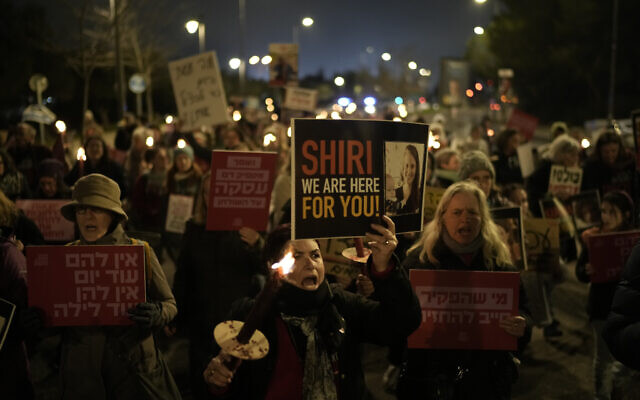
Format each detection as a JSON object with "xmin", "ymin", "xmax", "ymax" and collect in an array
[{"xmin": 1, "ymin": 103, "xmax": 640, "ymax": 400}]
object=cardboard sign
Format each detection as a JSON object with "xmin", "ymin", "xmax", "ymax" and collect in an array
[
  {"xmin": 548, "ymin": 165, "xmax": 583, "ymax": 197},
  {"xmin": 491, "ymin": 207, "xmax": 527, "ymax": 270},
  {"xmin": 292, "ymin": 119, "xmax": 429, "ymax": 239},
  {"xmin": 16, "ymin": 200, "xmax": 75, "ymax": 242},
  {"xmin": 587, "ymin": 230, "xmax": 640, "ymax": 283},
  {"xmin": 207, "ymin": 151, "xmax": 278, "ymax": 231},
  {"xmin": 408, "ymin": 270, "xmax": 520, "ymax": 351},
  {"xmin": 27, "ymin": 245, "xmax": 146, "ymax": 326},
  {"xmin": 165, "ymin": 194, "xmax": 194, "ymax": 234},
  {"xmin": 524, "ymin": 218, "xmax": 560, "ymax": 255},
  {"xmin": 507, "ymin": 109, "xmax": 539, "ymax": 141},
  {"xmin": 317, "ymin": 238, "xmax": 359, "ymax": 281},
  {"xmin": 168, "ymin": 51, "xmax": 230, "ymax": 131},
  {"xmin": 269, "ymin": 43, "xmax": 299, "ymax": 87},
  {"xmin": 0, "ymin": 298, "xmax": 16, "ymax": 351},
  {"xmin": 423, "ymin": 186, "xmax": 446, "ymax": 222},
  {"xmin": 284, "ymin": 87, "xmax": 318, "ymax": 112},
  {"xmin": 539, "ymin": 197, "xmax": 575, "ymax": 236}
]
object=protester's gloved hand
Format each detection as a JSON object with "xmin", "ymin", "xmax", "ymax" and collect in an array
[
  {"xmin": 20, "ymin": 307, "xmax": 44, "ymax": 337},
  {"xmin": 128, "ymin": 302, "xmax": 163, "ymax": 328}
]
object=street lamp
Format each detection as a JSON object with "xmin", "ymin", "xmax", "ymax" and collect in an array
[
  {"xmin": 229, "ymin": 58, "xmax": 242, "ymax": 70},
  {"xmin": 261, "ymin": 55, "xmax": 272, "ymax": 65},
  {"xmin": 185, "ymin": 19, "xmax": 205, "ymax": 53},
  {"xmin": 293, "ymin": 16, "xmax": 314, "ymax": 44},
  {"xmin": 249, "ymin": 55, "xmax": 260, "ymax": 65},
  {"xmin": 334, "ymin": 76, "xmax": 345, "ymax": 87},
  {"xmin": 381, "ymin": 52, "xmax": 391, "ymax": 61},
  {"xmin": 408, "ymin": 61, "xmax": 417, "ymax": 70},
  {"xmin": 419, "ymin": 68, "xmax": 431, "ymax": 76},
  {"xmin": 474, "ymin": 26, "xmax": 485, "ymax": 35}
]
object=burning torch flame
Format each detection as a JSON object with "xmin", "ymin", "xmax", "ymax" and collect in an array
[
  {"xmin": 76, "ymin": 147, "xmax": 86, "ymax": 161},
  {"xmin": 272, "ymin": 251, "xmax": 295, "ymax": 276}
]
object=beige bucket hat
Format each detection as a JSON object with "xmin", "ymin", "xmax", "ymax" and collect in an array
[{"xmin": 60, "ymin": 173, "xmax": 128, "ymax": 222}]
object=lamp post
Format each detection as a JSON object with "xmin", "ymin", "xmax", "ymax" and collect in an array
[
  {"xmin": 292, "ymin": 17, "xmax": 314, "ymax": 45},
  {"xmin": 185, "ymin": 19, "xmax": 205, "ymax": 53}
]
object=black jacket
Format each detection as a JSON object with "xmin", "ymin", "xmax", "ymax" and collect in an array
[
  {"xmin": 216, "ymin": 257, "xmax": 421, "ymax": 400},
  {"xmin": 525, "ymin": 159, "xmax": 553, "ymax": 218},
  {"xmin": 575, "ymin": 234, "xmax": 618, "ymax": 320},
  {"xmin": 398, "ymin": 239, "xmax": 531, "ymax": 400},
  {"xmin": 603, "ymin": 243, "xmax": 640, "ymax": 370}
]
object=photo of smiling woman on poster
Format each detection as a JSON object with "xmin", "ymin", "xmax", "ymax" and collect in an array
[{"xmin": 385, "ymin": 142, "xmax": 425, "ymax": 216}]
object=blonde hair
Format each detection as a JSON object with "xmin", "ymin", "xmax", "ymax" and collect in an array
[
  {"xmin": 408, "ymin": 181, "xmax": 511, "ymax": 269},
  {"xmin": 192, "ymin": 171, "xmax": 210, "ymax": 225},
  {"xmin": 0, "ymin": 190, "xmax": 19, "ymax": 228}
]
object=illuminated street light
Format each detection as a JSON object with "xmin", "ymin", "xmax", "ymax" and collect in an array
[
  {"xmin": 381, "ymin": 52, "xmax": 391, "ymax": 61},
  {"xmin": 408, "ymin": 61, "xmax": 418, "ymax": 70},
  {"xmin": 419, "ymin": 68, "xmax": 431, "ymax": 77},
  {"xmin": 334, "ymin": 76, "xmax": 345, "ymax": 86},
  {"xmin": 261, "ymin": 55, "xmax": 272, "ymax": 65},
  {"xmin": 185, "ymin": 20, "xmax": 199, "ymax": 34},
  {"xmin": 229, "ymin": 58, "xmax": 241, "ymax": 70},
  {"xmin": 249, "ymin": 55, "xmax": 260, "ymax": 65},
  {"xmin": 474, "ymin": 26, "xmax": 485, "ymax": 35},
  {"xmin": 364, "ymin": 96, "xmax": 376, "ymax": 106},
  {"xmin": 475, "ymin": 0, "xmax": 487, "ymax": 3},
  {"xmin": 337, "ymin": 97, "xmax": 352, "ymax": 107},
  {"xmin": 165, "ymin": 115, "xmax": 174, "ymax": 124},
  {"xmin": 302, "ymin": 17, "xmax": 314, "ymax": 27}
]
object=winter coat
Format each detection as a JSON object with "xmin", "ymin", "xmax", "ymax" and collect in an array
[
  {"xmin": 215, "ymin": 257, "xmax": 422, "ymax": 399},
  {"xmin": 525, "ymin": 159, "xmax": 553, "ymax": 217},
  {"xmin": 575, "ymin": 227, "xmax": 619, "ymax": 321},
  {"xmin": 0, "ymin": 236, "xmax": 33, "ymax": 399},
  {"xmin": 603, "ymin": 243, "xmax": 640, "ymax": 370},
  {"xmin": 582, "ymin": 156, "xmax": 637, "ymax": 199},
  {"xmin": 492, "ymin": 153, "xmax": 523, "ymax": 186},
  {"xmin": 398, "ymin": 239, "xmax": 531, "ymax": 400},
  {"xmin": 59, "ymin": 225, "xmax": 178, "ymax": 400}
]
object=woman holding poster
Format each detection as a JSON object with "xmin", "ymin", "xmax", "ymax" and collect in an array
[
  {"xmin": 398, "ymin": 181, "xmax": 530, "ymax": 400},
  {"xmin": 53, "ymin": 174, "xmax": 180, "ymax": 399},
  {"xmin": 575, "ymin": 191, "xmax": 634, "ymax": 399},
  {"xmin": 203, "ymin": 220, "xmax": 421, "ymax": 399}
]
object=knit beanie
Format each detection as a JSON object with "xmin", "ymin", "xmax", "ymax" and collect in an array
[
  {"xmin": 458, "ymin": 150, "xmax": 495, "ymax": 181},
  {"xmin": 174, "ymin": 145, "xmax": 194, "ymax": 160}
]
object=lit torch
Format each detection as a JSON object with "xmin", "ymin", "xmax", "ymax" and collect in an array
[{"xmin": 213, "ymin": 250, "xmax": 295, "ymax": 365}]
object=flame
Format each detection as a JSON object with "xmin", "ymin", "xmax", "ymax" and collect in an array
[
  {"xmin": 76, "ymin": 147, "xmax": 86, "ymax": 161},
  {"xmin": 272, "ymin": 251, "xmax": 295, "ymax": 275}
]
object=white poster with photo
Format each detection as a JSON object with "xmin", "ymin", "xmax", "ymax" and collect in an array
[
  {"xmin": 168, "ymin": 51, "xmax": 230, "ymax": 131},
  {"xmin": 165, "ymin": 194, "xmax": 195, "ymax": 234},
  {"xmin": 385, "ymin": 141, "xmax": 426, "ymax": 217},
  {"xmin": 269, "ymin": 43, "xmax": 299, "ymax": 87},
  {"xmin": 284, "ymin": 87, "xmax": 318, "ymax": 112}
]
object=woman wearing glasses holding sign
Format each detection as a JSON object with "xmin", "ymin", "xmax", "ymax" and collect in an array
[
  {"xmin": 397, "ymin": 181, "xmax": 530, "ymax": 400},
  {"xmin": 24, "ymin": 174, "xmax": 180, "ymax": 399}
]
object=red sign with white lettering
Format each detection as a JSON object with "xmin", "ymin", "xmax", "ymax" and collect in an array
[
  {"xmin": 27, "ymin": 245, "xmax": 146, "ymax": 326},
  {"xmin": 16, "ymin": 200, "xmax": 75, "ymax": 242},
  {"xmin": 207, "ymin": 150, "xmax": 277, "ymax": 231},
  {"xmin": 408, "ymin": 269, "xmax": 520, "ymax": 351},
  {"xmin": 587, "ymin": 230, "xmax": 640, "ymax": 283}
]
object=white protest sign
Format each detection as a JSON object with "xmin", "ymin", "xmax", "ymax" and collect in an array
[
  {"xmin": 548, "ymin": 165, "xmax": 583, "ymax": 197},
  {"xmin": 165, "ymin": 194, "xmax": 194, "ymax": 234},
  {"xmin": 516, "ymin": 143, "xmax": 535, "ymax": 178},
  {"xmin": 284, "ymin": 87, "xmax": 318, "ymax": 112},
  {"xmin": 168, "ymin": 52, "xmax": 230, "ymax": 131}
]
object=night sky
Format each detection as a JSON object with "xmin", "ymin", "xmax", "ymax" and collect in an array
[{"xmin": 38, "ymin": 0, "xmax": 493, "ymax": 82}]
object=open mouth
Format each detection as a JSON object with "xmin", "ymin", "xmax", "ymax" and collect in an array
[
  {"xmin": 458, "ymin": 227, "xmax": 473, "ymax": 236},
  {"xmin": 84, "ymin": 225, "xmax": 97, "ymax": 232},
  {"xmin": 302, "ymin": 276, "xmax": 318, "ymax": 287}
]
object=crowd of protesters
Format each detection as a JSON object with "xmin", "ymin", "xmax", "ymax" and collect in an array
[{"xmin": 1, "ymin": 102, "xmax": 640, "ymax": 400}]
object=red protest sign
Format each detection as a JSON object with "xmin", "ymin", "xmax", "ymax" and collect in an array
[
  {"xmin": 27, "ymin": 245, "xmax": 146, "ymax": 326},
  {"xmin": 207, "ymin": 151, "xmax": 277, "ymax": 231},
  {"xmin": 587, "ymin": 230, "xmax": 640, "ymax": 283},
  {"xmin": 408, "ymin": 269, "xmax": 520, "ymax": 351},
  {"xmin": 507, "ymin": 109, "xmax": 539, "ymax": 141},
  {"xmin": 16, "ymin": 200, "xmax": 75, "ymax": 242}
]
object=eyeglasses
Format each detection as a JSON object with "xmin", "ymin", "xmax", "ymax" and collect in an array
[{"xmin": 75, "ymin": 205, "xmax": 108, "ymax": 215}]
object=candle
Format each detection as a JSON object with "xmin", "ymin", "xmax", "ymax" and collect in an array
[{"xmin": 354, "ymin": 238, "xmax": 365, "ymax": 258}]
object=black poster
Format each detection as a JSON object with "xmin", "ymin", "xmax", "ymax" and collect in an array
[{"xmin": 292, "ymin": 119, "xmax": 429, "ymax": 239}]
